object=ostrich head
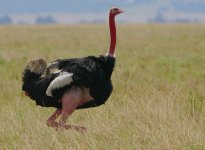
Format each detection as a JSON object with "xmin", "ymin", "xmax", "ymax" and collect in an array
[{"xmin": 110, "ymin": 7, "xmax": 124, "ymax": 16}]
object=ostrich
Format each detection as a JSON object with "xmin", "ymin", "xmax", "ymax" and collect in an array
[{"xmin": 22, "ymin": 7, "xmax": 124, "ymax": 131}]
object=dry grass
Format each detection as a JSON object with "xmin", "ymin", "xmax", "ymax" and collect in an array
[{"xmin": 0, "ymin": 24, "xmax": 205, "ymax": 149}]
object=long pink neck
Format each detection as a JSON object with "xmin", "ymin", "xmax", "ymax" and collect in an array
[{"xmin": 108, "ymin": 13, "xmax": 116, "ymax": 56}]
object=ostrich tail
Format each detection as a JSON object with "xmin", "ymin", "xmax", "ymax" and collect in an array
[
  {"xmin": 22, "ymin": 58, "xmax": 47, "ymax": 83},
  {"xmin": 25, "ymin": 58, "xmax": 47, "ymax": 74}
]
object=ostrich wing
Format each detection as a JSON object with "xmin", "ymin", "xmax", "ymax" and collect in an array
[{"xmin": 46, "ymin": 56, "xmax": 102, "ymax": 97}]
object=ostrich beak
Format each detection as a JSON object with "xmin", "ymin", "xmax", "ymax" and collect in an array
[{"xmin": 118, "ymin": 9, "xmax": 124, "ymax": 13}]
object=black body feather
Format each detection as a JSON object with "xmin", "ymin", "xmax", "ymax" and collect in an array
[{"xmin": 22, "ymin": 55, "xmax": 115, "ymax": 109}]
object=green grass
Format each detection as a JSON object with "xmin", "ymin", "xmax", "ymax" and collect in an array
[{"xmin": 0, "ymin": 24, "xmax": 205, "ymax": 149}]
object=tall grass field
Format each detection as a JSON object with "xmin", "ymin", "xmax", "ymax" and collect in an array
[{"xmin": 0, "ymin": 24, "xmax": 205, "ymax": 149}]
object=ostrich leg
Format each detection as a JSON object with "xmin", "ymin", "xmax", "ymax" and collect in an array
[{"xmin": 58, "ymin": 86, "xmax": 87, "ymax": 132}]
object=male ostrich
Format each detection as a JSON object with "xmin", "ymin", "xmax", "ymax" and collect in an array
[{"xmin": 22, "ymin": 7, "xmax": 123, "ymax": 130}]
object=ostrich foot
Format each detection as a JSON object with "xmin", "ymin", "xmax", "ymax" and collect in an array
[
  {"xmin": 48, "ymin": 122, "xmax": 86, "ymax": 133},
  {"xmin": 47, "ymin": 121, "xmax": 59, "ymax": 128},
  {"xmin": 64, "ymin": 125, "xmax": 87, "ymax": 133},
  {"xmin": 59, "ymin": 124, "xmax": 87, "ymax": 133}
]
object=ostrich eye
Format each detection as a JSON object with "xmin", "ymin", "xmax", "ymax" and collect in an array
[
  {"xmin": 112, "ymin": 8, "xmax": 118, "ymax": 14},
  {"xmin": 111, "ymin": 9, "xmax": 116, "ymax": 14}
]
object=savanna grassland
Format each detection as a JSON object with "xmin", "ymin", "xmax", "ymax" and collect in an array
[{"xmin": 0, "ymin": 24, "xmax": 205, "ymax": 149}]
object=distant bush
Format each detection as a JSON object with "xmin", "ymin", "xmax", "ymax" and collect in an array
[
  {"xmin": 35, "ymin": 16, "xmax": 57, "ymax": 24},
  {"xmin": 0, "ymin": 15, "xmax": 13, "ymax": 24}
]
